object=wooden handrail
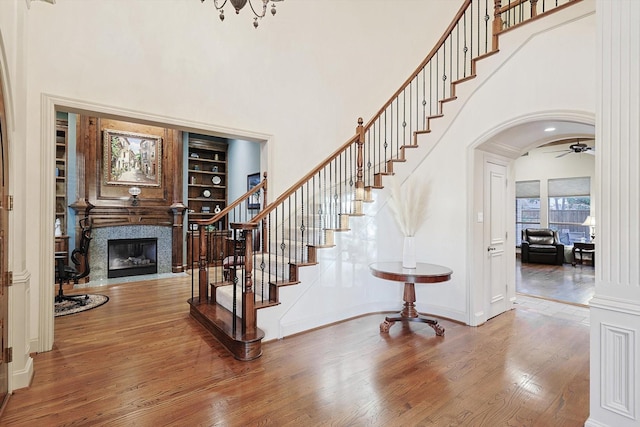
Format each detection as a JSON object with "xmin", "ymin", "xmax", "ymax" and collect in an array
[
  {"xmin": 363, "ymin": 0, "xmax": 472, "ymax": 131},
  {"xmin": 250, "ymin": 130, "xmax": 361, "ymax": 224},
  {"xmin": 495, "ymin": 0, "xmax": 583, "ymax": 30},
  {"xmin": 192, "ymin": 174, "xmax": 268, "ymax": 226},
  {"xmin": 190, "ymin": 0, "xmax": 587, "ymax": 362},
  {"xmin": 497, "ymin": 0, "xmax": 529, "ymax": 14}
]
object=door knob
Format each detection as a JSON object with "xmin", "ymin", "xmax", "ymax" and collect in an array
[{"xmin": 487, "ymin": 246, "xmax": 496, "ymax": 252}]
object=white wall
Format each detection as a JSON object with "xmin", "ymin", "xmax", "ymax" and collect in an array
[
  {"xmin": 10, "ymin": 0, "xmax": 460, "ymax": 356},
  {"xmin": 0, "ymin": 0, "xmax": 602, "ymax": 393},
  {"xmin": 227, "ymin": 139, "xmax": 261, "ymax": 203},
  {"xmin": 0, "ymin": 0, "xmax": 34, "ymax": 390},
  {"xmin": 257, "ymin": 1, "xmax": 598, "ymax": 338}
]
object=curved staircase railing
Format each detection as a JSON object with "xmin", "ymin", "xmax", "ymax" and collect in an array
[{"xmin": 190, "ymin": 0, "xmax": 582, "ymax": 360}]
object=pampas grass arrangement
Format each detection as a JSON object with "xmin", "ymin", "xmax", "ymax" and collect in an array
[{"xmin": 387, "ymin": 175, "xmax": 430, "ymax": 237}]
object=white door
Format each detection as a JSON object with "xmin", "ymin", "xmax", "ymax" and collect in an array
[{"xmin": 484, "ymin": 161, "xmax": 508, "ymax": 319}]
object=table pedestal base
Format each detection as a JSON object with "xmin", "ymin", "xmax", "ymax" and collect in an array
[{"xmin": 379, "ymin": 282, "xmax": 445, "ymax": 336}]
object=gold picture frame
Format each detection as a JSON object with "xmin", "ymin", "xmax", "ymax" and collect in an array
[{"xmin": 103, "ymin": 129, "xmax": 162, "ymax": 187}]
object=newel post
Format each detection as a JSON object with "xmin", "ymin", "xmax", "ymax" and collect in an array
[
  {"xmin": 169, "ymin": 202, "xmax": 187, "ymax": 273},
  {"xmin": 530, "ymin": 0, "xmax": 538, "ymax": 18},
  {"xmin": 233, "ymin": 222, "xmax": 259, "ymax": 334},
  {"xmin": 198, "ymin": 225, "xmax": 208, "ymax": 302},
  {"xmin": 492, "ymin": 0, "xmax": 503, "ymax": 51},
  {"xmin": 355, "ymin": 117, "xmax": 365, "ymax": 198}
]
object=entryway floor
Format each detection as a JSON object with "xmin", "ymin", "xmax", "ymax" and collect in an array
[
  {"xmin": 515, "ymin": 294, "xmax": 590, "ymax": 326},
  {"xmin": 516, "ymin": 259, "xmax": 595, "ymax": 306}
]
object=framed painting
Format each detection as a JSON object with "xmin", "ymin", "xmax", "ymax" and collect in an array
[
  {"xmin": 103, "ymin": 129, "xmax": 162, "ymax": 187},
  {"xmin": 247, "ymin": 172, "xmax": 261, "ymax": 210}
]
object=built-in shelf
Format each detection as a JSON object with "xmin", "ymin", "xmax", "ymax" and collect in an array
[
  {"xmin": 187, "ymin": 137, "xmax": 227, "ymax": 219},
  {"xmin": 55, "ymin": 119, "xmax": 69, "ymax": 264}
]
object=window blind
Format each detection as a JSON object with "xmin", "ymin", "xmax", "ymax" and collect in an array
[
  {"xmin": 516, "ymin": 180, "xmax": 540, "ymax": 198},
  {"xmin": 548, "ymin": 177, "xmax": 591, "ymax": 197}
]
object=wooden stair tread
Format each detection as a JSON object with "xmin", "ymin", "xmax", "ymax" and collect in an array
[
  {"xmin": 255, "ymin": 300, "xmax": 280, "ymax": 310},
  {"xmin": 211, "ymin": 280, "xmax": 234, "ymax": 288},
  {"xmin": 269, "ymin": 279, "xmax": 301, "ymax": 287},
  {"xmin": 440, "ymin": 96, "xmax": 458, "ymax": 103},
  {"xmin": 452, "ymin": 74, "xmax": 476, "ymax": 86},
  {"xmin": 292, "ymin": 261, "xmax": 318, "ymax": 268}
]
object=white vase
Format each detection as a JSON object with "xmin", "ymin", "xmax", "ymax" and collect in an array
[{"xmin": 402, "ymin": 236, "xmax": 416, "ymax": 269}]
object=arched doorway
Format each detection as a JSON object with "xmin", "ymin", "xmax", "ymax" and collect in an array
[{"xmin": 469, "ymin": 113, "xmax": 595, "ymax": 326}]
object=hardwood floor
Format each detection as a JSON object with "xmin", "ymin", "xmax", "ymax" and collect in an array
[
  {"xmin": 2, "ymin": 276, "xmax": 589, "ymax": 426},
  {"xmin": 516, "ymin": 259, "xmax": 595, "ymax": 306}
]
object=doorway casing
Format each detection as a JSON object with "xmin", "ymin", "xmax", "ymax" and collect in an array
[
  {"xmin": 468, "ymin": 111, "xmax": 596, "ymax": 327},
  {"xmin": 38, "ymin": 94, "xmax": 273, "ymax": 353}
]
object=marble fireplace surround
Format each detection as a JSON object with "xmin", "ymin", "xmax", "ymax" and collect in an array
[{"xmin": 90, "ymin": 225, "xmax": 173, "ymax": 282}]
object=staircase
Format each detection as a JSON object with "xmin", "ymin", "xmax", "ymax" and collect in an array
[{"xmin": 187, "ymin": 0, "xmax": 584, "ymax": 360}]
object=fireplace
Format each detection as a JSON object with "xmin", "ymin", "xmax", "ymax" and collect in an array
[{"xmin": 108, "ymin": 238, "xmax": 158, "ymax": 278}]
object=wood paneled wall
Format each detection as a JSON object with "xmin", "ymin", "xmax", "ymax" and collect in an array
[{"xmin": 70, "ymin": 116, "xmax": 187, "ymax": 272}]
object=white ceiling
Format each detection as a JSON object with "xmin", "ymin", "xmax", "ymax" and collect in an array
[{"xmin": 478, "ymin": 120, "xmax": 595, "ymax": 159}]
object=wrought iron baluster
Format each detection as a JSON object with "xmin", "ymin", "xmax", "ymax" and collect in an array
[
  {"xmin": 312, "ymin": 175, "xmax": 317, "ymax": 246},
  {"xmin": 388, "ymin": 102, "xmax": 393, "ymax": 172},
  {"xmin": 402, "ymin": 88, "xmax": 406, "ymax": 154},
  {"xmin": 287, "ymin": 195, "xmax": 291, "ymax": 265},
  {"xmin": 430, "ymin": 60, "xmax": 435, "ymax": 121},
  {"xmin": 420, "ymin": 67, "xmax": 427, "ymax": 130},
  {"xmin": 484, "ymin": 0, "xmax": 489, "ymax": 53}
]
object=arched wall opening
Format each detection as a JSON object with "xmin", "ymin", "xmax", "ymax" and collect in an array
[{"xmin": 468, "ymin": 111, "xmax": 595, "ymax": 326}]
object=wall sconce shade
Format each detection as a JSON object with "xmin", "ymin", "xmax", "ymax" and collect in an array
[{"xmin": 129, "ymin": 186, "xmax": 141, "ymax": 206}]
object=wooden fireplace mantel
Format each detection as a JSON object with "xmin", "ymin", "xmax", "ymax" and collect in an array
[{"xmin": 71, "ymin": 116, "xmax": 187, "ymax": 273}]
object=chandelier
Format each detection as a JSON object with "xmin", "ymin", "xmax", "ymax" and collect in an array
[{"xmin": 201, "ymin": 0, "xmax": 284, "ymax": 28}]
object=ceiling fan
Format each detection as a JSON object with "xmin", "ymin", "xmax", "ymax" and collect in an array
[{"xmin": 554, "ymin": 141, "xmax": 595, "ymax": 158}]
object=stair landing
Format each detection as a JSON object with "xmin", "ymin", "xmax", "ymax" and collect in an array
[{"xmin": 188, "ymin": 297, "xmax": 265, "ymax": 361}]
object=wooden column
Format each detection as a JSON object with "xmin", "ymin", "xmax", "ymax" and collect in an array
[
  {"xmin": 170, "ymin": 202, "xmax": 187, "ymax": 273},
  {"xmin": 492, "ymin": 0, "xmax": 502, "ymax": 51},
  {"xmin": 233, "ymin": 222, "xmax": 259, "ymax": 334},
  {"xmin": 589, "ymin": 1, "xmax": 640, "ymax": 425}
]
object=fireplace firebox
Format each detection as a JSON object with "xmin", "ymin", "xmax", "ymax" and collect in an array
[{"xmin": 107, "ymin": 238, "xmax": 158, "ymax": 278}]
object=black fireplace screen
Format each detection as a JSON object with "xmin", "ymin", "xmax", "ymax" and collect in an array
[{"xmin": 107, "ymin": 238, "xmax": 158, "ymax": 278}]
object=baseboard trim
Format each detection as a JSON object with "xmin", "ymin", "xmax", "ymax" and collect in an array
[{"xmin": 10, "ymin": 356, "xmax": 34, "ymax": 391}]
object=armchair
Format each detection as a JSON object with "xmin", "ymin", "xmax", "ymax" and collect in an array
[
  {"xmin": 55, "ymin": 217, "xmax": 92, "ymax": 305},
  {"xmin": 521, "ymin": 228, "xmax": 564, "ymax": 265}
]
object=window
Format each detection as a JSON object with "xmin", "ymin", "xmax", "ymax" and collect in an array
[
  {"xmin": 548, "ymin": 177, "xmax": 591, "ymax": 245},
  {"xmin": 516, "ymin": 180, "xmax": 540, "ymax": 246}
]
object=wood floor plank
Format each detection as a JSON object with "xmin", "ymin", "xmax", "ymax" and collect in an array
[
  {"xmin": 1, "ymin": 276, "xmax": 589, "ymax": 426},
  {"xmin": 516, "ymin": 259, "xmax": 594, "ymax": 305}
]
